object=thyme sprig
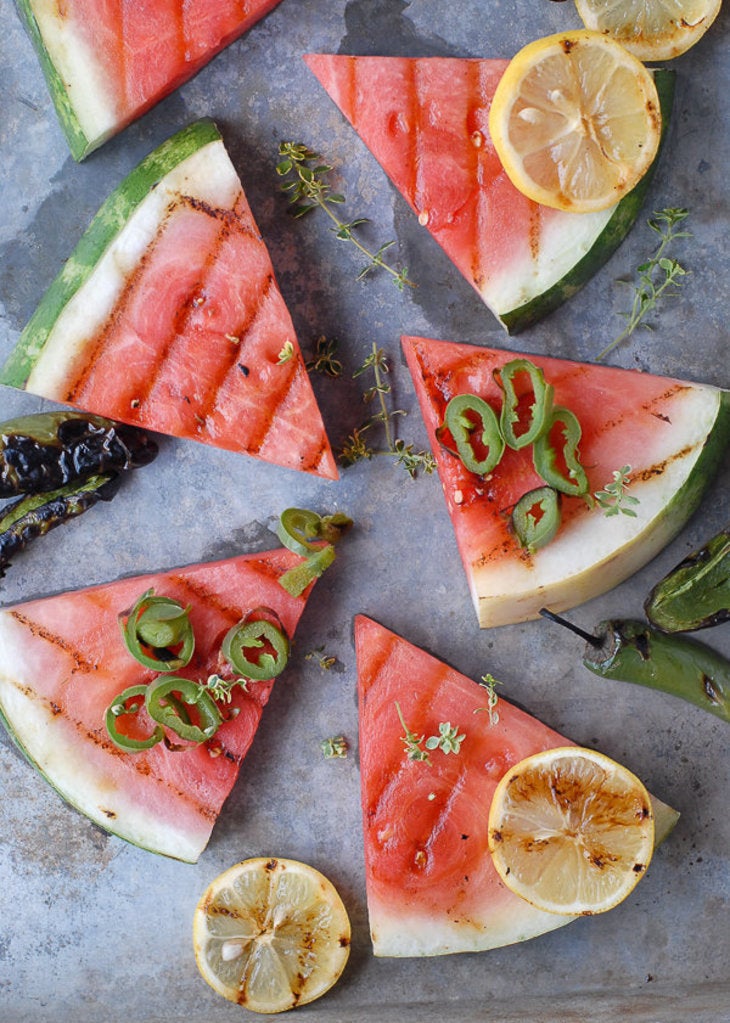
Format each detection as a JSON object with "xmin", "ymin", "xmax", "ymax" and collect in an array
[
  {"xmin": 395, "ymin": 702, "xmax": 466, "ymax": 762},
  {"xmin": 395, "ymin": 701, "xmax": 432, "ymax": 764},
  {"xmin": 425, "ymin": 721, "xmax": 466, "ymax": 755},
  {"xmin": 476, "ymin": 673, "xmax": 503, "ymax": 726},
  {"xmin": 320, "ymin": 735, "xmax": 348, "ymax": 759},
  {"xmin": 341, "ymin": 343, "xmax": 437, "ymax": 478},
  {"xmin": 594, "ymin": 465, "xmax": 639, "ymax": 518},
  {"xmin": 597, "ymin": 208, "xmax": 691, "ymax": 361},
  {"xmin": 277, "ymin": 142, "xmax": 414, "ymax": 290}
]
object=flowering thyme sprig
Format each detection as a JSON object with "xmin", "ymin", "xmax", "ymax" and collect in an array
[{"xmin": 594, "ymin": 465, "xmax": 640, "ymax": 518}]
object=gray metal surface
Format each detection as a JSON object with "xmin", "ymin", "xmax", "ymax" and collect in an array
[{"xmin": 0, "ymin": 1, "xmax": 728, "ymax": 1020}]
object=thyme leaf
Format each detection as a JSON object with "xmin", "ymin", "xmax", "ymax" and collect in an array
[
  {"xmin": 320, "ymin": 735, "xmax": 348, "ymax": 759},
  {"xmin": 476, "ymin": 673, "xmax": 503, "ymax": 726},
  {"xmin": 277, "ymin": 340, "xmax": 295, "ymax": 364},
  {"xmin": 594, "ymin": 465, "xmax": 640, "ymax": 518},
  {"xmin": 277, "ymin": 141, "xmax": 414, "ymax": 290},
  {"xmin": 424, "ymin": 721, "xmax": 466, "ymax": 755},
  {"xmin": 597, "ymin": 207, "xmax": 691, "ymax": 361},
  {"xmin": 306, "ymin": 335, "xmax": 343, "ymax": 378}
]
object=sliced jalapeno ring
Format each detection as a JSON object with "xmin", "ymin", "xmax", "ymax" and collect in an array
[
  {"xmin": 105, "ymin": 684, "xmax": 164, "ymax": 753},
  {"xmin": 145, "ymin": 675, "xmax": 223, "ymax": 744},
  {"xmin": 443, "ymin": 394, "xmax": 505, "ymax": 476},
  {"xmin": 511, "ymin": 486, "xmax": 561, "ymax": 553},
  {"xmin": 222, "ymin": 613, "xmax": 290, "ymax": 680},
  {"xmin": 277, "ymin": 508, "xmax": 326, "ymax": 556},
  {"xmin": 496, "ymin": 358, "xmax": 554, "ymax": 450},
  {"xmin": 532, "ymin": 406, "xmax": 589, "ymax": 497},
  {"xmin": 120, "ymin": 589, "xmax": 195, "ymax": 671}
]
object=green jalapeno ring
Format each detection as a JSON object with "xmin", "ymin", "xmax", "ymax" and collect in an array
[
  {"xmin": 532, "ymin": 406, "xmax": 589, "ymax": 497},
  {"xmin": 105, "ymin": 684, "xmax": 164, "ymax": 753},
  {"xmin": 496, "ymin": 359, "xmax": 554, "ymax": 450},
  {"xmin": 278, "ymin": 542, "xmax": 337, "ymax": 598},
  {"xmin": 145, "ymin": 675, "xmax": 223, "ymax": 744},
  {"xmin": 276, "ymin": 508, "xmax": 326, "ymax": 557},
  {"xmin": 443, "ymin": 393, "xmax": 505, "ymax": 476},
  {"xmin": 222, "ymin": 610, "xmax": 290, "ymax": 681},
  {"xmin": 511, "ymin": 486, "xmax": 561, "ymax": 554},
  {"xmin": 120, "ymin": 589, "xmax": 195, "ymax": 671}
]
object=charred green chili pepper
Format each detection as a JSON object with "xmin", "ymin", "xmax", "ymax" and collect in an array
[
  {"xmin": 540, "ymin": 609, "xmax": 730, "ymax": 724},
  {"xmin": 145, "ymin": 675, "xmax": 223, "ymax": 744},
  {"xmin": 0, "ymin": 411, "xmax": 158, "ymax": 498},
  {"xmin": 276, "ymin": 508, "xmax": 352, "ymax": 557},
  {"xmin": 442, "ymin": 394, "xmax": 505, "ymax": 475},
  {"xmin": 645, "ymin": 527, "xmax": 730, "ymax": 633},
  {"xmin": 105, "ymin": 684, "xmax": 164, "ymax": 752},
  {"xmin": 532, "ymin": 406, "xmax": 589, "ymax": 496},
  {"xmin": 0, "ymin": 472, "xmax": 121, "ymax": 578},
  {"xmin": 496, "ymin": 358, "xmax": 553, "ymax": 450},
  {"xmin": 222, "ymin": 610, "xmax": 290, "ymax": 680},
  {"xmin": 120, "ymin": 589, "xmax": 195, "ymax": 671},
  {"xmin": 511, "ymin": 486, "xmax": 561, "ymax": 553}
]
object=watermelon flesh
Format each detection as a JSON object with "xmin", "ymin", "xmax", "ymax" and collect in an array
[
  {"xmin": 18, "ymin": 0, "xmax": 284, "ymax": 159},
  {"xmin": 356, "ymin": 615, "xmax": 677, "ymax": 957},
  {"xmin": 0, "ymin": 547, "xmax": 314, "ymax": 862},
  {"xmin": 0, "ymin": 121, "xmax": 338, "ymax": 480},
  {"xmin": 403, "ymin": 335, "xmax": 730, "ymax": 628},
  {"xmin": 304, "ymin": 54, "xmax": 674, "ymax": 332}
]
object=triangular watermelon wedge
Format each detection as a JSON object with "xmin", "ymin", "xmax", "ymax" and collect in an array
[
  {"xmin": 0, "ymin": 546, "xmax": 315, "ymax": 862},
  {"xmin": 355, "ymin": 615, "xmax": 678, "ymax": 957},
  {"xmin": 403, "ymin": 335, "xmax": 730, "ymax": 628},
  {"xmin": 17, "ymin": 0, "xmax": 283, "ymax": 160},
  {"xmin": 304, "ymin": 54, "xmax": 674, "ymax": 333},
  {"xmin": 0, "ymin": 121, "xmax": 338, "ymax": 480}
]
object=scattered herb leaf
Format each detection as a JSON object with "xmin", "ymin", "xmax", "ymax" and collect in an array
[
  {"xmin": 320, "ymin": 735, "xmax": 349, "ymax": 759},
  {"xmin": 597, "ymin": 208, "xmax": 691, "ymax": 361},
  {"xmin": 594, "ymin": 465, "xmax": 640, "ymax": 517},
  {"xmin": 341, "ymin": 343, "xmax": 437, "ymax": 478},
  {"xmin": 425, "ymin": 721, "xmax": 466, "ymax": 755},
  {"xmin": 277, "ymin": 141, "xmax": 414, "ymax": 290},
  {"xmin": 277, "ymin": 340, "xmax": 295, "ymax": 364},
  {"xmin": 306, "ymin": 335, "xmax": 343, "ymax": 378},
  {"xmin": 306, "ymin": 645, "xmax": 337, "ymax": 671}
]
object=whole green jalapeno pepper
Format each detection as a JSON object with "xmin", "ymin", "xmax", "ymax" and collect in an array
[
  {"xmin": 645, "ymin": 527, "xmax": 730, "ymax": 632},
  {"xmin": 541, "ymin": 609, "xmax": 730, "ymax": 724},
  {"xmin": 532, "ymin": 406, "xmax": 589, "ymax": 496},
  {"xmin": 442, "ymin": 394, "xmax": 505, "ymax": 475},
  {"xmin": 496, "ymin": 358, "xmax": 554, "ymax": 450}
]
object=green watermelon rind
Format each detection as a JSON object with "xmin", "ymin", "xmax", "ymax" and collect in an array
[
  {"xmin": 15, "ymin": 0, "xmax": 92, "ymax": 161},
  {"xmin": 0, "ymin": 119, "xmax": 222, "ymax": 390},
  {"xmin": 500, "ymin": 69, "xmax": 676, "ymax": 334}
]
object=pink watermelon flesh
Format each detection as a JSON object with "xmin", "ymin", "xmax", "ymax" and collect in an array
[
  {"xmin": 14, "ymin": 134, "xmax": 338, "ymax": 479},
  {"xmin": 402, "ymin": 334, "xmax": 730, "ymax": 627},
  {"xmin": 0, "ymin": 548, "xmax": 313, "ymax": 862},
  {"xmin": 355, "ymin": 614, "xmax": 576, "ymax": 957},
  {"xmin": 26, "ymin": 0, "xmax": 283, "ymax": 154},
  {"xmin": 303, "ymin": 54, "xmax": 667, "ymax": 331}
]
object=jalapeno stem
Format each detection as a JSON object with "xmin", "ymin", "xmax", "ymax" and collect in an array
[{"xmin": 539, "ymin": 607, "xmax": 603, "ymax": 648}]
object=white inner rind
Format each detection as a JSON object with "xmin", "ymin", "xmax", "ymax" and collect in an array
[
  {"xmin": 481, "ymin": 206, "xmax": 615, "ymax": 316},
  {"xmin": 26, "ymin": 140, "xmax": 241, "ymax": 396},
  {"xmin": 469, "ymin": 387, "xmax": 722, "ymax": 627},
  {"xmin": 30, "ymin": 0, "xmax": 119, "ymax": 144}
]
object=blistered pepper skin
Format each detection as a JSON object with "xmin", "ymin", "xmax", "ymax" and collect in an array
[
  {"xmin": 583, "ymin": 619, "xmax": 730, "ymax": 724},
  {"xmin": 645, "ymin": 528, "xmax": 730, "ymax": 633},
  {"xmin": 0, "ymin": 473, "xmax": 121, "ymax": 578},
  {"xmin": 0, "ymin": 411, "xmax": 158, "ymax": 497}
]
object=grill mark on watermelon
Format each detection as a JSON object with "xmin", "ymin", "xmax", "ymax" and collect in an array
[{"xmin": 9, "ymin": 610, "xmax": 98, "ymax": 673}]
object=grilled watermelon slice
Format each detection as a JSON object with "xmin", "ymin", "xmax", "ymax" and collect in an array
[
  {"xmin": 0, "ymin": 121, "xmax": 337, "ymax": 480},
  {"xmin": 355, "ymin": 615, "xmax": 678, "ymax": 957},
  {"xmin": 0, "ymin": 546, "xmax": 315, "ymax": 862},
  {"xmin": 403, "ymin": 335, "xmax": 730, "ymax": 628},
  {"xmin": 17, "ymin": 0, "xmax": 283, "ymax": 160},
  {"xmin": 304, "ymin": 54, "xmax": 674, "ymax": 333}
]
